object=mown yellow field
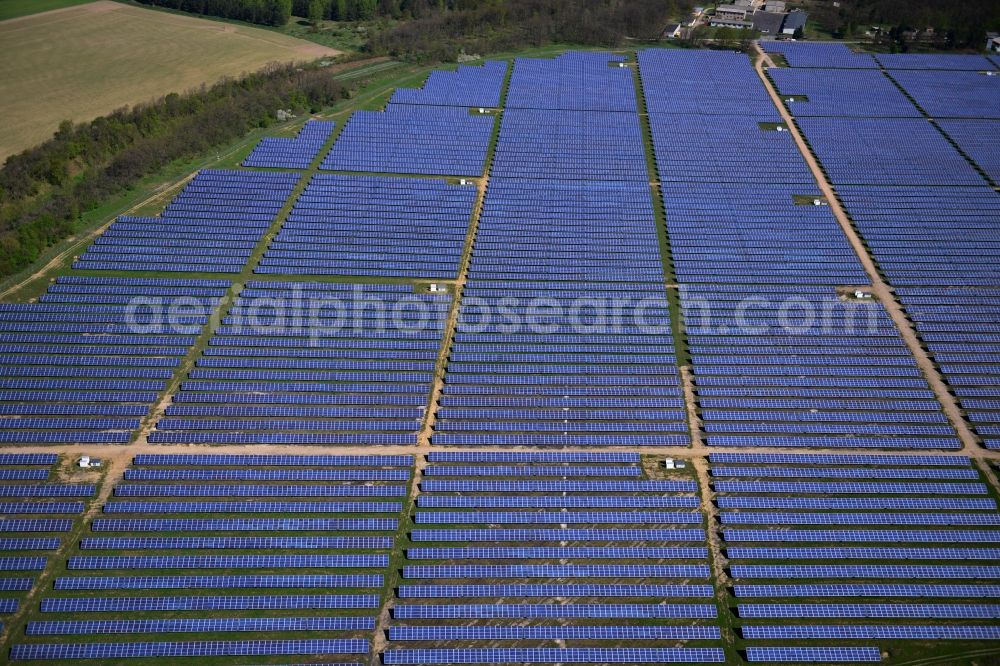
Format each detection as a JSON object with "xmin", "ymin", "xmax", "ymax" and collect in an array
[{"xmin": 0, "ymin": 1, "xmax": 340, "ymax": 160}]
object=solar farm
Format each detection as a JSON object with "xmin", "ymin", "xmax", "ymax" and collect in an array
[{"xmin": 0, "ymin": 44, "xmax": 998, "ymax": 665}]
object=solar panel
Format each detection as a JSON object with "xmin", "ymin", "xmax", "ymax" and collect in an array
[
  {"xmin": 420, "ymin": 481, "xmax": 696, "ymax": 492},
  {"xmin": 729, "ymin": 547, "xmax": 1000, "ymax": 560},
  {"xmin": 114, "ymin": 484, "xmax": 406, "ymax": 498},
  {"xmin": 708, "ymin": 453, "xmax": 972, "ymax": 467},
  {"xmin": 382, "ymin": 647, "xmax": 726, "ymax": 663},
  {"xmin": 132, "ymin": 454, "xmax": 413, "ymax": 467},
  {"xmin": 54, "ymin": 574, "xmax": 382, "ymax": 589},
  {"xmin": 411, "ymin": 529, "xmax": 707, "ymax": 542},
  {"xmin": 67, "ymin": 554, "xmax": 388, "ymax": 569},
  {"xmin": 123, "ymin": 469, "xmax": 409, "ymax": 481},
  {"xmin": 738, "ymin": 603, "xmax": 1000, "ymax": 618},
  {"xmin": 0, "ymin": 538, "xmax": 59, "ymax": 551},
  {"xmin": 422, "ymin": 465, "xmax": 641, "ymax": 477},
  {"xmin": 394, "ymin": 603, "xmax": 716, "ymax": 619},
  {"xmin": 103, "ymin": 501, "xmax": 400, "ymax": 514},
  {"xmin": 731, "ymin": 564, "xmax": 1000, "ymax": 578},
  {"xmin": 41, "ymin": 594, "xmax": 379, "ymax": 612},
  {"xmin": 743, "ymin": 625, "xmax": 1000, "ymax": 640},
  {"xmin": 414, "ymin": 512, "xmax": 702, "ymax": 525},
  {"xmin": 389, "ymin": 625, "xmax": 721, "ymax": 640},
  {"xmin": 0, "ymin": 579, "xmax": 33, "ymax": 591},
  {"xmin": 403, "ymin": 564, "xmax": 710, "ymax": 579},
  {"xmin": 0, "ymin": 556, "xmax": 46, "ymax": 570},
  {"xmin": 427, "ymin": 452, "xmax": 640, "ymax": 463},
  {"xmin": 0, "ymin": 454, "xmax": 57, "ymax": 466},
  {"xmin": 717, "ymin": 497, "xmax": 994, "ymax": 510},
  {"xmin": 417, "ymin": 496, "xmax": 699, "ymax": 509},
  {"xmin": 0, "ymin": 519, "xmax": 71, "ymax": 532},
  {"xmin": 91, "ymin": 518, "xmax": 397, "ymax": 532},
  {"xmin": 711, "ymin": 466, "xmax": 978, "ymax": 480},
  {"xmin": 714, "ymin": 481, "xmax": 985, "ymax": 494},
  {"xmin": 406, "ymin": 547, "xmax": 707, "ymax": 560},
  {"xmin": 734, "ymin": 584, "xmax": 1000, "ymax": 598},
  {"xmin": 27, "ymin": 616, "xmax": 375, "ymax": 635},
  {"xmin": 745, "ymin": 646, "xmax": 882, "ymax": 663},
  {"xmin": 0, "ymin": 486, "xmax": 93, "ymax": 498},
  {"xmin": 720, "ymin": 512, "xmax": 1000, "ymax": 526},
  {"xmin": 723, "ymin": 529, "xmax": 1000, "ymax": 543},
  {"xmin": 80, "ymin": 536, "xmax": 393, "ymax": 550},
  {"xmin": 397, "ymin": 584, "xmax": 714, "ymax": 598},
  {"xmin": 11, "ymin": 639, "xmax": 368, "ymax": 660}
]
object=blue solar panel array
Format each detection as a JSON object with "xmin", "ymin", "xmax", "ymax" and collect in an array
[
  {"xmin": 896, "ymin": 288, "xmax": 1000, "ymax": 449},
  {"xmin": 796, "ymin": 117, "xmax": 984, "ymax": 186},
  {"xmin": 0, "ymin": 276, "xmax": 226, "ymax": 444},
  {"xmin": 75, "ymin": 170, "xmax": 299, "ymax": 272},
  {"xmin": 661, "ymin": 182, "xmax": 866, "ymax": 284},
  {"xmin": 492, "ymin": 109, "xmax": 647, "ymax": 181},
  {"xmin": 640, "ymin": 49, "xmax": 777, "ymax": 116},
  {"xmin": 320, "ymin": 104, "xmax": 494, "ymax": 176},
  {"xmin": 27, "ymin": 616, "xmax": 374, "ymax": 635},
  {"xmin": 12, "ymin": 49, "xmax": 1000, "ymax": 663},
  {"xmin": 746, "ymin": 625, "xmax": 1000, "ymax": 640},
  {"xmin": 640, "ymin": 49, "xmax": 867, "ymax": 286},
  {"xmin": 717, "ymin": 454, "xmax": 1000, "ymax": 658},
  {"xmin": 258, "ymin": 173, "xmax": 476, "ymax": 278},
  {"xmin": 384, "ymin": 648, "xmax": 725, "ymax": 664},
  {"xmin": 769, "ymin": 68, "xmax": 920, "ymax": 117},
  {"xmin": 836, "ymin": 184, "xmax": 1000, "ymax": 286},
  {"xmin": 505, "ymin": 52, "xmax": 634, "ymax": 112},
  {"xmin": 875, "ymin": 53, "xmax": 998, "ymax": 70},
  {"xmin": 682, "ymin": 285, "xmax": 958, "ymax": 449},
  {"xmin": 935, "ymin": 119, "xmax": 1000, "ymax": 184},
  {"xmin": 434, "ymin": 52, "xmax": 685, "ymax": 446},
  {"xmin": 888, "ymin": 70, "xmax": 1000, "ymax": 119},
  {"xmin": 385, "ymin": 453, "xmax": 718, "ymax": 662},
  {"xmin": 0, "ymin": 454, "xmax": 57, "ymax": 466},
  {"xmin": 23, "ymin": 455, "xmax": 404, "ymax": 660},
  {"xmin": 776, "ymin": 51, "xmax": 1000, "ymax": 291},
  {"xmin": 133, "ymin": 453, "xmax": 414, "ymax": 466},
  {"xmin": 11, "ymin": 639, "xmax": 367, "ymax": 660},
  {"xmin": 391, "ymin": 60, "xmax": 508, "ymax": 108},
  {"xmin": 745, "ymin": 646, "xmax": 881, "ymax": 663},
  {"xmin": 242, "ymin": 120, "xmax": 336, "ymax": 169},
  {"xmin": 0, "ymin": 454, "xmax": 87, "ymax": 623},
  {"xmin": 709, "ymin": 453, "xmax": 972, "ymax": 466},
  {"xmin": 151, "ymin": 280, "xmax": 447, "ymax": 446}
]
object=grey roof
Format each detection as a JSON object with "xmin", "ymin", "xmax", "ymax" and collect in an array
[
  {"xmin": 752, "ymin": 11, "xmax": 785, "ymax": 34},
  {"xmin": 782, "ymin": 10, "xmax": 808, "ymax": 32}
]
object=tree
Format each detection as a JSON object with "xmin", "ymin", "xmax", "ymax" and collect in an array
[
  {"xmin": 308, "ymin": 0, "xmax": 325, "ymax": 29},
  {"xmin": 269, "ymin": 0, "xmax": 292, "ymax": 25},
  {"xmin": 354, "ymin": 0, "xmax": 377, "ymax": 20}
]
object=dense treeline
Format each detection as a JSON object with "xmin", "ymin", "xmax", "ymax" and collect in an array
[
  {"xmin": 0, "ymin": 64, "xmax": 344, "ymax": 279},
  {"xmin": 809, "ymin": 0, "xmax": 1000, "ymax": 49},
  {"xmin": 133, "ymin": 0, "xmax": 292, "ymax": 26},
  {"xmin": 292, "ymin": 0, "xmax": 378, "ymax": 20},
  {"xmin": 367, "ymin": 0, "xmax": 692, "ymax": 61},
  {"xmin": 291, "ymin": 0, "xmax": 457, "ymax": 22}
]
